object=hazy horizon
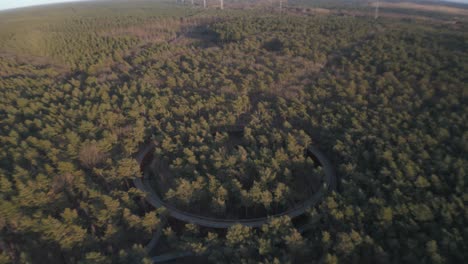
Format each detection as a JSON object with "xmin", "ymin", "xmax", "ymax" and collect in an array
[
  {"xmin": 1, "ymin": 0, "xmax": 468, "ymax": 11},
  {"xmin": 0, "ymin": 0, "xmax": 86, "ymax": 11}
]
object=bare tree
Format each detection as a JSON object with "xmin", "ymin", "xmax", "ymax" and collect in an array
[{"xmin": 79, "ymin": 143, "xmax": 107, "ymax": 168}]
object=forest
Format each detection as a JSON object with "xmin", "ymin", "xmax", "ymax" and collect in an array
[{"xmin": 0, "ymin": 0, "xmax": 467, "ymax": 263}]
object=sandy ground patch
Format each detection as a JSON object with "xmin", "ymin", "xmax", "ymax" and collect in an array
[{"xmin": 370, "ymin": 2, "xmax": 468, "ymax": 16}]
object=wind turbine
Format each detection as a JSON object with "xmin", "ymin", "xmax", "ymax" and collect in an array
[{"xmin": 375, "ymin": 0, "xmax": 380, "ymax": 19}]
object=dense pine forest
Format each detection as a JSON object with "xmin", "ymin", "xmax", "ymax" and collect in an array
[{"xmin": 0, "ymin": 0, "xmax": 467, "ymax": 263}]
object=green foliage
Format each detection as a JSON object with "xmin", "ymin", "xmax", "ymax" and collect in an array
[{"xmin": 0, "ymin": 1, "xmax": 467, "ymax": 263}]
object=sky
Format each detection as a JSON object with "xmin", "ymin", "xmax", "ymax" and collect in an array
[
  {"xmin": 0, "ymin": 0, "xmax": 85, "ymax": 11},
  {"xmin": 0, "ymin": 0, "xmax": 468, "ymax": 11}
]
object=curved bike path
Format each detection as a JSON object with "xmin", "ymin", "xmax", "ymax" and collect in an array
[
  {"xmin": 134, "ymin": 141, "xmax": 336, "ymax": 262},
  {"xmin": 134, "ymin": 142, "xmax": 336, "ymax": 228}
]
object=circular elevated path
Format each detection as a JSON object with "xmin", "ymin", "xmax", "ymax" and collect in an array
[
  {"xmin": 134, "ymin": 142, "xmax": 336, "ymax": 228},
  {"xmin": 134, "ymin": 140, "xmax": 336, "ymax": 262}
]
